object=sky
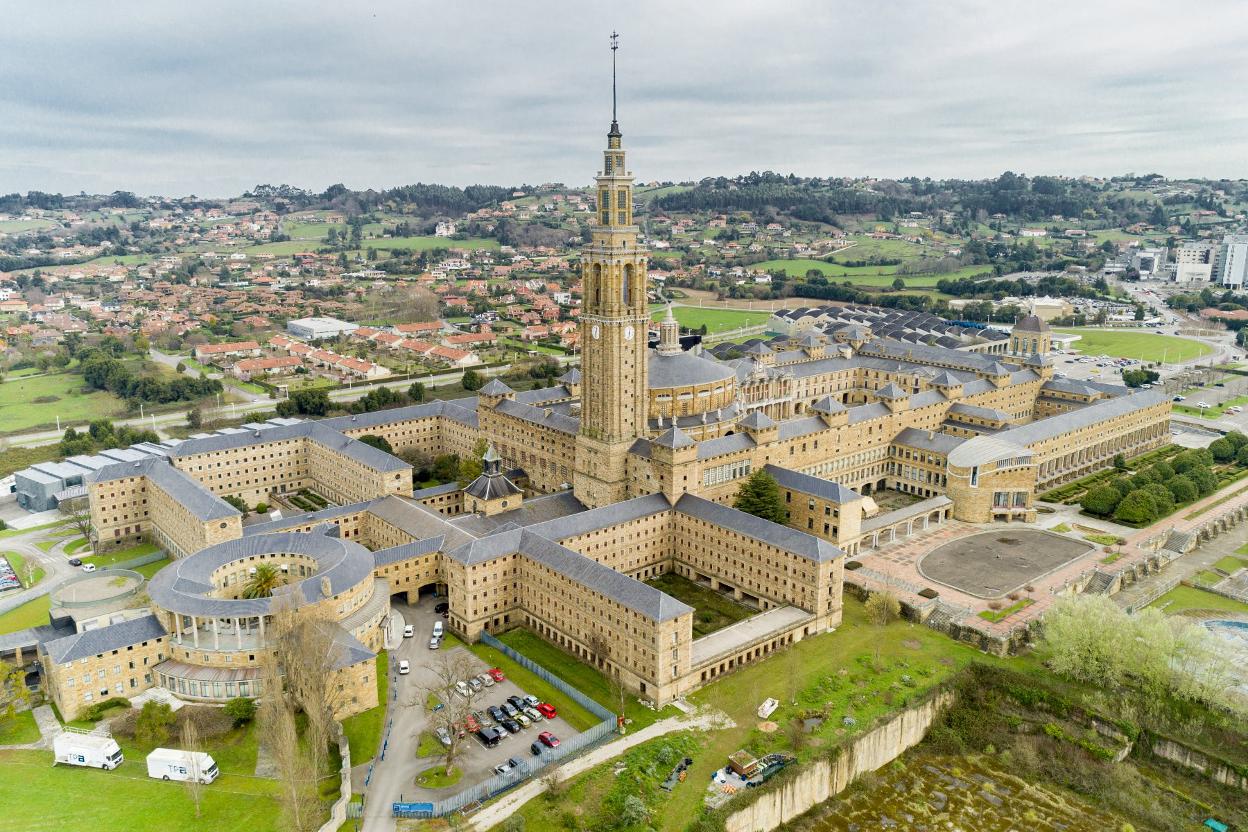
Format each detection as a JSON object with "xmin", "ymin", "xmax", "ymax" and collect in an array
[{"xmin": 1, "ymin": 0, "xmax": 1246, "ymax": 197}]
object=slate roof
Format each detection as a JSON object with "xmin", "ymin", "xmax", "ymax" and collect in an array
[
  {"xmin": 42, "ymin": 613, "xmax": 167, "ymax": 665},
  {"xmin": 763, "ymin": 464, "xmax": 862, "ymax": 504},
  {"xmin": 696, "ymin": 433, "xmax": 756, "ymax": 460},
  {"xmin": 674, "ymin": 494, "xmax": 842, "ymax": 563},
  {"xmin": 373, "ymin": 536, "xmax": 445, "ymax": 567},
  {"xmin": 479, "ymin": 378, "xmax": 514, "ymax": 396},
  {"xmin": 88, "ymin": 457, "xmax": 239, "ymax": 522},
  {"xmin": 648, "ymin": 351, "xmax": 736, "ymax": 388},
  {"xmin": 739, "ymin": 410, "xmax": 776, "ymax": 430},
  {"xmin": 494, "ymin": 398, "xmax": 579, "ymax": 435},
  {"xmin": 986, "ymin": 389, "xmax": 1168, "ymax": 448},
  {"xmin": 170, "ymin": 420, "xmax": 409, "ymax": 472},
  {"xmin": 891, "ymin": 427, "xmax": 966, "ymax": 455},
  {"xmin": 464, "ymin": 470, "xmax": 522, "ymax": 501},
  {"xmin": 875, "ymin": 382, "xmax": 907, "ymax": 399},
  {"xmin": 653, "ymin": 426, "xmax": 696, "ymax": 449}
]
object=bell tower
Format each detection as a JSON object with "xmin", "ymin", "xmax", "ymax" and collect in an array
[{"xmin": 573, "ymin": 32, "xmax": 650, "ymax": 508}]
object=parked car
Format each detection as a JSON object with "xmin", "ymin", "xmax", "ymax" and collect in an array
[
  {"xmin": 478, "ymin": 673, "xmax": 495, "ymax": 688},
  {"xmin": 429, "ymin": 636, "xmax": 441, "ymax": 650},
  {"xmin": 1197, "ymin": 401, "xmax": 1211, "ymax": 408},
  {"xmin": 81, "ymin": 563, "xmax": 96, "ymax": 572},
  {"xmin": 487, "ymin": 705, "xmax": 507, "ymax": 723},
  {"xmin": 522, "ymin": 694, "xmax": 540, "ymax": 708},
  {"xmin": 501, "ymin": 702, "xmax": 518, "ymax": 717},
  {"xmin": 523, "ymin": 706, "xmax": 543, "ymax": 723},
  {"xmin": 506, "ymin": 695, "xmax": 526, "ymax": 712},
  {"xmin": 538, "ymin": 731, "xmax": 560, "ymax": 749},
  {"xmin": 471, "ymin": 709, "xmax": 490, "ymax": 728},
  {"xmin": 398, "ymin": 660, "xmax": 410, "ymax": 675},
  {"xmin": 434, "ymin": 602, "xmax": 449, "ymax": 614},
  {"xmin": 487, "ymin": 668, "xmax": 505, "ymax": 682},
  {"xmin": 492, "ymin": 757, "xmax": 523, "ymax": 775},
  {"xmin": 499, "ymin": 717, "xmax": 521, "ymax": 734},
  {"xmin": 1174, "ymin": 395, "xmax": 1186, "ymax": 402},
  {"xmin": 436, "ymin": 726, "xmax": 452, "ymax": 747},
  {"xmin": 536, "ymin": 703, "xmax": 557, "ymax": 720},
  {"xmin": 432, "ymin": 621, "xmax": 444, "ymax": 638},
  {"xmin": 513, "ymin": 712, "xmax": 531, "ymax": 728},
  {"xmin": 530, "ymin": 740, "xmax": 546, "ymax": 756},
  {"xmin": 68, "ymin": 558, "xmax": 82, "ymax": 567},
  {"xmin": 468, "ymin": 677, "xmax": 483, "ymax": 692},
  {"xmin": 455, "ymin": 681, "xmax": 472, "ymax": 698},
  {"xmin": 465, "ymin": 713, "xmax": 481, "ymax": 732},
  {"xmin": 476, "ymin": 727, "xmax": 502, "ymax": 748},
  {"xmin": 403, "ymin": 624, "xmax": 414, "ymax": 638}
]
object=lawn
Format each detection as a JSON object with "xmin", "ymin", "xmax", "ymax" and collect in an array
[
  {"xmin": 0, "ymin": 720, "xmax": 298, "ymax": 832},
  {"xmin": 3, "ymin": 551, "xmax": 45, "ymax": 588},
  {"xmin": 82, "ymin": 542, "xmax": 162, "ymax": 569},
  {"xmin": 415, "ymin": 765, "xmax": 462, "ymax": 788},
  {"xmin": 751, "ymin": 259, "xmax": 990, "ymax": 288},
  {"xmin": 648, "ymin": 305, "xmax": 772, "ymax": 334},
  {"xmin": 1055, "ymin": 327, "xmax": 1213, "ymax": 363},
  {"xmin": 1148, "ymin": 584, "xmax": 1248, "ymax": 616},
  {"xmin": 341, "ymin": 651, "xmax": 389, "ymax": 763},
  {"xmin": 1214, "ymin": 555, "xmax": 1248, "ymax": 574},
  {"xmin": 0, "ymin": 218, "xmax": 59, "ymax": 233},
  {"xmin": 0, "ymin": 595, "xmax": 51, "ymax": 634},
  {"xmin": 0, "ymin": 371, "xmax": 126, "ymax": 433},
  {"xmin": 1175, "ymin": 393, "xmax": 1248, "ymax": 419},
  {"xmin": 366, "ymin": 235, "xmax": 498, "ymax": 253},
  {"xmin": 64, "ymin": 537, "xmax": 90, "ymax": 555},
  {"xmin": 133, "ymin": 558, "xmax": 172, "ymax": 579},
  {"xmin": 644, "ymin": 573, "xmax": 755, "ymax": 638},
  {"xmin": 0, "ymin": 710, "xmax": 41, "ymax": 745}
]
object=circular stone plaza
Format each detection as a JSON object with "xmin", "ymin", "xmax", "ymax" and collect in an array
[{"xmin": 918, "ymin": 530, "xmax": 1095, "ymax": 599}]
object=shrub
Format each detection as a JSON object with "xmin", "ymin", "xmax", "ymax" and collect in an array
[
  {"xmin": 1210, "ymin": 437, "xmax": 1235, "ymax": 462},
  {"xmin": 224, "ymin": 697, "xmax": 257, "ymax": 726},
  {"xmin": 1226, "ymin": 430, "xmax": 1248, "ymax": 450},
  {"xmin": 1166, "ymin": 475, "xmax": 1198, "ymax": 504},
  {"xmin": 1113, "ymin": 490, "xmax": 1157, "ymax": 525},
  {"xmin": 135, "ymin": 701, "xmax": 175, "ymax": 747},
  {"xmin": 1081, "ymin": 485, "xmax": 1122, "ymax": 516},
  {"xmin": 79, "ymin": 696, "xmax": 130, "ymax": 722},
  {"xmin": 174, "ymin": 705, "xmax": 235, "ymax": 739},
  {"xmin": 110, "ymin": 707, "xmax": 139, "ymax": 738},
  {"xmin": 254, "ymin": 502, "xmax": 268, "ymax": 514}
]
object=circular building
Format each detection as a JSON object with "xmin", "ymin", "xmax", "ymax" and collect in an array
[
  {"xmin": 144, "ymin": 528, "xmax": 386, "ymax": 707},
  {"xmin": 647, "ymin": 306, "xmax": 738, "ymax": 438}
]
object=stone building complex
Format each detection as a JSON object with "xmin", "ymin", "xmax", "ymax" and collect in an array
[{"xmin": 37, "ymin": 112, "xmax": 1171, "ymax": 720}]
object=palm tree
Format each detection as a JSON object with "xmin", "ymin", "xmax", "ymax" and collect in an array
[{"xmin": 242, "ymin": 564, "xmax": 281, "ymax": 599}]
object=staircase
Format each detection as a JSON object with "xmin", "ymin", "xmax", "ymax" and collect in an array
[
  {"xmin": 1083, "ymin": 570, "xmax": 1116, "ymax": 595},
  {"xmin": 1164, "ymin": 529, "xmax": 1196, "ymax": 554},
  {"xmin": 925, "ymin": 602, "xmax": 966, "ymax": 633}
]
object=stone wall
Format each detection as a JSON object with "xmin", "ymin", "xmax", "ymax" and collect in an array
[
  {"xmin": 723, "ymin": 689, "xmax": 956, "ymax": 832},
  {"xmin": 1152, "ymin": 737, "xmax": 1248, "ymax": 792}
]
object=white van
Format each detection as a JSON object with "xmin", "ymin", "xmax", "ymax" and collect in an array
[
  {"xmin": 432, "ymin": 621, "xmax": 444, "ymax": 638},
  {"xmin": 146, "ymin": 748, "xmax": 219, "ymax": 784},
  {"xmin": 53, "ymin": 728, "xmax": 123, "ymax": 770}
]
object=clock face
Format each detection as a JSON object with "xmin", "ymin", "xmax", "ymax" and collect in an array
[
  {"xmin": 624, "ymin": 325, "xmax": 634, "ymax": 341},
  {"xmin": 591, "ymin": 324, "xmax": 601, "ymax": 340}
]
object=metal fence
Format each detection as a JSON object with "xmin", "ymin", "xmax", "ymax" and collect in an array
[
  {"xmin": 113, "ymin": 550, "xmax": 168, "ymax": 571},
  {"xmin": 393, "ymin": 632, "xmax": 617, "ymax": 819}
]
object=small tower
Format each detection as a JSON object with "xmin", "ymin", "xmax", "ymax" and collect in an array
[
  {"xmin": 464, "ymin": 444, "xmax": 523, "ymax": 516},
  {"xmin": 657, "ymin": 303, "xmax": 682, "ymax": 356},
  {"xmin": 1010, "ymin": 314, "xmax": 1052, "ymax": 356},
  {"xmin": 478, "ymin": 377, "xmax": 515, "ymax": 409}
]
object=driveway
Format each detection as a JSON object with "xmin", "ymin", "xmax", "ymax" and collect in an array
[{"xmin": 358, "ymin": 597, "xmax": 580, "ymax": 832}]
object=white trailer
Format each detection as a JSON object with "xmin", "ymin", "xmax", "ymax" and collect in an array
[
  {"xmin": 53, "ymin": 727, "xmax": 124, "ymax": 770},
  {"xmin": 145, "ymin": 747, "xmax": 219, "ymax": 784}
]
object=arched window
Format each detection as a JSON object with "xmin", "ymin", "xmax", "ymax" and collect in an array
[
  {"xmin": 622, "ymin": 264, "xmax": 632, "ymax": 305},
  {"xmin": 592, "ymin": 264, "xmax": 602, "ymax": 306}
]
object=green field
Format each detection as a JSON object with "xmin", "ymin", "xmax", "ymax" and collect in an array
[
  {"xmin": 1148, "ymin": 584, "xmax": 1248, "ymax": 616},
  {"xmin": 648, "ymin": 305, "xmax": 771, "ymax": 334},
  {"xmin": 753, "ymin": 259, "xmax": 990, "ymax": 287},
  {"xmin": 3, "ymin": 551, "xmax": 45, "ymax": 588},
  {"xmin": 645, "ymin": 573, "xmax": 755, "ymax": 637},
  {"xmin": 1056, "ymin": 328, "xmax": 1213, "ymax": 363},
  {"xmin": 81, "ymin": 542, "xmax": 162, "ymax": 569},
  {"xmin": 0, "ymin": 594, "xmax": 51, "ymax": 634},
  {"xmin": 0, "ymin": 218, "xmax": 59, "ymax": 233},
  {"xmin": 341, "ymin": 651, "xmax": 388, "ymax": 762},
  {"xmin": 0, "ymin": 371, "xmax": 126, "ymax": 433},
  {"xmin": 367, "ymin": 235, "xmax": 498, "ymax": 252}
]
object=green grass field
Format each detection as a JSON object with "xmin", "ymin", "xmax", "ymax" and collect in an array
[
  {"xmin": 341, "ymin": 651, "xmax": 388, "ymax": 763},
  {"xmin": 0, "ymin": 372, "xmax": 126, "ymax": 433},
  {"xmin": 752, "ymin": 259, "xmax": 989, "ymax": 287},
  {"xmin": 0, "ymin": 218, "xmax": 59, "ymax": 233},
  {"xmin": 366, "ymin": 235, "xmax": 498, "ymax": 252},
  {"xmin": 645, "ymin": 573, "xmax": 755, "ymax": 638},
  {"xmin": 648, "ymin": 305, "xmax": 771, "ymax": 333},
  {"xmin": 3, "ymin": 551, "xmax": 45, "ymax": 588},
  {"xmin": 1056, "ymin": 328, "xmax": 1213, "ymax": 363},
  {"xmin": 1148, "ymin": 584, "xmax": 1248, "ymax": 616},
  {"xmin": 0, "ymin": 594, "xmax": 51, "ymax": 634},
  {"xmin": 81, "ymin": 542, "xmax": 162, "ymax": 569},
  {"xmin": 0, "ymin": 710, "xmax": 41, "ymax": 745}
]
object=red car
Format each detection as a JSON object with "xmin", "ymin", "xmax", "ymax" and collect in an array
[
  {"xmin": 538, "ymin": 731, "xmax": 560, "ymax": 749},
  {"xmin": 535, "ymin": 703, "xmax": 557, "ymax": 720},
  {"xmin": 465, "ymin": 714, "xmax": 481, "ymax": 733},
  {"xmin": 487, "ymin": 668, "xmax": 505, "ymax": 683}
]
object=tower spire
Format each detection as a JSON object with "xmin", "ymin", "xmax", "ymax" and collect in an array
[{"xmin": 609, "ymin": 31, "xmax": 621, "ymax": 139}]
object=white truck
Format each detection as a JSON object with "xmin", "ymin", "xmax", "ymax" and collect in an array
[
  {"xmin": 53, "ymin": 727, "xmax": 124, "ymax": 770},
  {"xmin": 146, "ymin": 747, "xmax": 220, "ymax": 784}
]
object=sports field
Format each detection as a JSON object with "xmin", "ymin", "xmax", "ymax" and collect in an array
[
  {"xmin": 0, "ymin": 371, "xmax": 125, "ymax": 433},
  {"xmin": 649, "ymin": 305, "xmax": 771, "ymax": 333},
  {"xmin": 1056, "ymin": 328, "xmax": 1213, "ymax": 363}
]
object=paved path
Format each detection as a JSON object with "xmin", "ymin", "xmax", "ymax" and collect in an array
[
  {"xmin": 0, "ymin": 525, "xmax": 79, "ymax": 617},
  {"xmin": 467, "ymin": 708, "xmax": 733, "ymax": 832}
]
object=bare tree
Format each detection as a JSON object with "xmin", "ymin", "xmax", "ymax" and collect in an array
[
  {"xmin": 267, "ymin": 595, "xmax": 345, "ymax": 779},
  {"xmin": 180, "ymin": 717, "xmax": 205, "ymax": 818},
  {"xmin": 16, "ymin": 556, "xmax": 37, "ymax": 590},
  {"xmin": 418, "ymin": 652, "xmax": 479, "ymax": 776},
  {"xmin": 60, "ymin": 495, "xmax": 95, "ymax": 555},
  {"xmin": 586, "ymin": 631, "xmax": 628, "ymax": 732},
  {"xmin": 259, "ymin": 650, "xmax": 320, "ymax": 832}
]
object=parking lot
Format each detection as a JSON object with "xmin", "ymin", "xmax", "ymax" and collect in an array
[{"xmin": 361, "ymin": 595, "xmax": 581, "ymax": 823}]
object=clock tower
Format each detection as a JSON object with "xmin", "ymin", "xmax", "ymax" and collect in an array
[{"xmin": 573, "ymin": 33, "xmax": 650, "ymax": 508}]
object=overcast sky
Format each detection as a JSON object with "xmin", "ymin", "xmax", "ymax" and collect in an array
[{"xmin": 2, "ymin": 1, "xmax": 1245, "ymax": 197}]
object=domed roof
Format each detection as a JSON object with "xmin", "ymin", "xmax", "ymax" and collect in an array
[
  {"xmin": 648, "ymin": 350, "xmax": 735, "ymax": 389},
  {"xmin": 1013, "ymin": 314, "xmax": 1050, "ymax": 333}
]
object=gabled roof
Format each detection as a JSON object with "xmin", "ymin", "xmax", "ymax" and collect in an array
[
  {"xmin": 479, "ymin": 378, "xmax": 514, "ymax": 396},
  {"xmin": 674, "ymin": 494, "xmax": 842, "ymax": 563},
  {"xmin": 763, "ymin": 464, "xmax": 862, "ymax": 504},
  {"xmin": 42, "ymin": 614, "xmax": 167, "ymax": 665},
  {"xmin": 810, "ymin": 396, "xmax": 846, "ymax": 415}
]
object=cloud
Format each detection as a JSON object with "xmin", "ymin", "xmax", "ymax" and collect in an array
[{"xmin": 0, "ymin": 0, "xmax": 1244, "ymax": 195}]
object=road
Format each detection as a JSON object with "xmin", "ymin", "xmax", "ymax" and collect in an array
[
  {"xmin": 4, "ymin": 363, "xmax": 517, "ymax": 450},
  {"xmin": 0, "ymin": 520, "xmax": 81, "ymax": 617}
]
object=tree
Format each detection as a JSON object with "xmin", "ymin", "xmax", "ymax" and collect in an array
[
  {"xmin": 419, "ymin": 652, "xmax": 479, "ymax": 776},
  {"xmin": 1113, "ymin": 490, "xmax": 1156, "ymax": 525},
  {"xmin": 0, "ymin": 660, "xmax": 30, "ymax": 732},
  {"xmin": 1166, "ymin": 475, "xmax": 1198, "ymax": 504},
  {"xmin": 358, "ymin": 434, "xmax": 394, "ymax": 454},
  {"xmin": 586, "ymin": 631, "xmax": 628, "ymax": 729},
  {"xmin": 733, "ymin": 470, "xmax": 788, "ymax": 524},
  {"xmin": 268, "ymin": 604, "xmax": 344, "ymax": 781},
  {"xmin": 224, "ymin": 697, "xmax": 256, "ymax": 726},
  {"xmin": 1188, "ymin": 465, "xmax": 1218, "ymax": 496},
  {"xmin": 276, "ymin": 388, "xmax": 331, "ymax": 417},
  {"xmin": 135, "ymin": 700, "xmax": 174, "ymax": 747},
  {"xmin": 461, "ymin": 368, "xmax": 484, "ymax": 391},
  {"xmin": 621, "ymin": 795, "xmax": 649, "ymax": 827},
  {"xmin": 864, "ymin": 591, "xmax": 900, "ymax": 666},
  {"xmin": 1237, "ymin": 444, "xmax": 1248, "ymax": 467},
  {"xmin": 1112, "ymin": 453, "xmax": 1127, "ymax": 471},
  {"xmin": 258, "ymin": 650, "xmax": 319, "ymax": 832},
  {"xmin": 1210, "ymin": 437, "xmax": 1235, "ymax": 462},
  {"xmin": 408, "ymin": 381, "xmax": 426, "ymax": 402},
  {"xmin": 890, "ymin": 277, "xmax": 906, "ymax": 291},
  {"xmin": 1080, "ymin": 485, "xmax": 1121, "ymax": 517},
  {"xmin": 181, "ymin": 716, "xmax": 205, "ymax": 817},
  {"xmin": 242, "ymin": 564, "xmax": 282, "ymax": 599},
  {"xmin": 60, "ymin": 494, "xmax": 95, "ymax": 555},
  {"xmin": 186, "ymin": 407, "xmax": 203, "ymax": 429},
  {"xmin": 458, "ymin": 439, "xmax": 488, "ymax": 487}
]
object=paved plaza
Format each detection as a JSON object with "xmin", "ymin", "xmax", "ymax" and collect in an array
[{"xmin": 918, "ymin": 530, "xmax": 1093, "ymax": 599}]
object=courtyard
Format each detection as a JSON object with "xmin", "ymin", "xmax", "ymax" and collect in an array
[{"xmin": 644, "ymin": 572, "xmax": 756, "ymax": 637}]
